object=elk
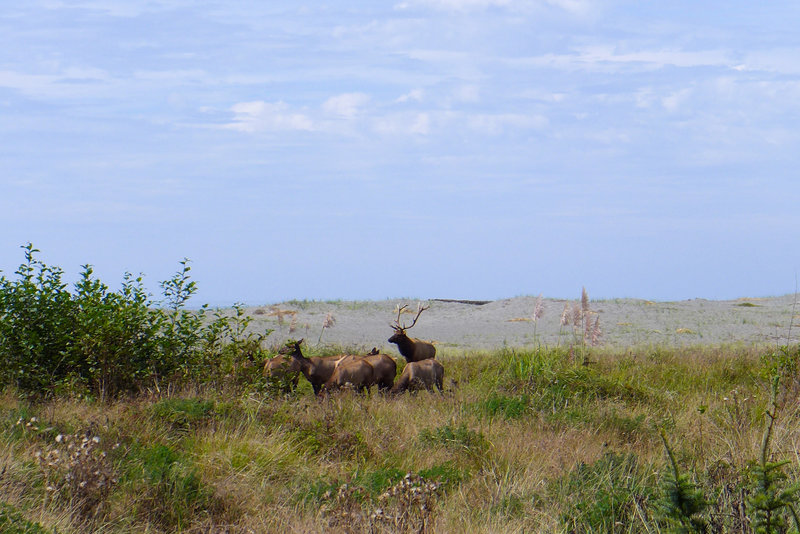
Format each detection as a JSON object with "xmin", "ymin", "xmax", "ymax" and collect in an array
[
  {"xmin": 263, "ymin": 354, "xmax": 302, "ymax": 392},
  {"xmin": 391, "ymin": 359, "xmax": 444, "ymax": 394},
  {"xmin": 388, "ymin": 304, "xmax": 436, "ymax": 362},
  {"xmin": 280, "ymin": 339, "xmax": 345, "ymax": 395},
  {"xmin": 322, "ymin": 358, "xmax": 375, "ymax": 394},
  {"xmin": 334, "ymin": 349, "xmax": 397, "ymax": 392}
]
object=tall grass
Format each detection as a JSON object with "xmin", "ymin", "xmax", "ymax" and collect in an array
[
  {"xmin": 1, "ymin": 342, "xmax": 798, "ymax": 532},
  {"xmin": 3, "ymin": 247, "xmax": 800, "ymax": 532}
]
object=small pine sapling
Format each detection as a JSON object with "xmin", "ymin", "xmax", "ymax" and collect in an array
[
  {"xmin": 659, "ymin": 429, "xmax": 709, "ymax": 533},
  {"xmin": 747, "ymin": 376, "xmax": 800, "ymax": 533}
]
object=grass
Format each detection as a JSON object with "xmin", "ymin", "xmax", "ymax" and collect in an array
[{"xmin": 1, "ymin": 343, "xmax": 799, "ymax": 532}]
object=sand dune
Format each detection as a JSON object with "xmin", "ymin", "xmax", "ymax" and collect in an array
[{"xmin": 235, "ymin": 294, "xmax": 800, "ymax": 351}]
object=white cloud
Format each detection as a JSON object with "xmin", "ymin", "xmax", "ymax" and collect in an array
[
  {"xmin": 0, "ymin": 70, "xmax": 59, "ymax": 93},
  {"xmin": 519, "ymin": 89, "xmax": 567, "ymax": 102},
  {"xmin": 39, "ymin": 0, "xmax": 198, "ymax": 17},
  {"xmin": 467, "ymin": 113, "xmax": 548, "ymax": 134},
  {"xmin": 544, "ymin": 0, "xmax": 593, "ymax": 15},
  {"xmin": 509, "ymin": 46, "xmax": 734, "ymax": 73},
  {"xmin": 224, "ymin": 101, "xmax": 314, "ymax": 133},
  {"xmin": 373, "ymin": 112, "xmax": 431, "ymax": 135},
  {"xmin": 453, "ymin": 85, "xmax": 480, "ymax": 103},
  {"xmin": 741, "ymin": 49, "xmax": 800, "ymax": 75},
  {"xmin": 395, "ymin": 0, "xmax": 513, "ymax": 11},
  {"xmin": 634, "ymin": 88, "xmax": 656, "ymax": 108},
  {"xmin": 396, "ymin": 89, "xmax": 424, "ymax": 103},
  {"xmin": 322, "ymin": 93, "xmax": 371, "ymax": 118},
  {"xmin": 133, "ymin": 69, "xmax": 208, "ymax": 83},
  {"xmin": 394, "ymin": 0, "xmax": 593, "ymax": 14},
  {"xmin": 0, "ymin": 68, "xmax": 111, "ymax": 99},
  {"xmin": 661, "ymin": 88, "xmax": 692, "ymax": 112}
]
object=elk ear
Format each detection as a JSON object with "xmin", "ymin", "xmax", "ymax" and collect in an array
[{"xmin": 297, "ymin": 338, "xmax": 304, "ymax": 346}]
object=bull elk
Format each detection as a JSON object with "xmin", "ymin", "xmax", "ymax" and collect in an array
[
  {"xmin": 391, "ymin": 359, "xmax": 444, "ymax": 394},
  {"xmin": 388, "ymin": 303, "xmax": 436, "ymax": 362},
  {"xmin": 279, "ymin": 339, "xmax": 345, "ymax": 395}
]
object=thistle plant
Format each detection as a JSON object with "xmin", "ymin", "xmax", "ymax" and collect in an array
[
  {"xmin": 35, "ymin": 430, "xmax": 119, "ymax": 522},
  {"xmin": 372, "ymin": 473, "xmax": 442, "ymax": 533}
]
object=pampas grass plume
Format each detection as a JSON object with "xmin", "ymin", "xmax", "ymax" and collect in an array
[{"xmin": 532, "ymin": 294, "xmax": 544, "ymax": 322}]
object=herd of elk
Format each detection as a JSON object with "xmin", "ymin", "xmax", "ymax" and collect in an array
[{"xmin": 264, "ymin": 303, "xmax": 443, "ymax": 396}]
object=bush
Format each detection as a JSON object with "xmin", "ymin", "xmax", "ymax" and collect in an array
[{"xmin": 0, "ymin": 244, "xmax": 269, "ymax": 398}]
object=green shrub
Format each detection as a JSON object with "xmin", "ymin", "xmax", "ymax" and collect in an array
[
  {"xmin": 0, "ymin": 502, "xmax": 53, "ymax": 534},
  {"xmin": 0, "ymin": 244, "xmax": 81, "ymax": 395},
  {"xmin": 0, "ymin": 244, "xmax": 269, "ymax": 397}
]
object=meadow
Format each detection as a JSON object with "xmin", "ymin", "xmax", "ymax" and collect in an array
[{"xmin": 2, "ymin": 246, "xmax": 800, "ymax": 533}]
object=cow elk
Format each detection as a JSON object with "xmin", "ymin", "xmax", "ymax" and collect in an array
[
  {"xmin": 388, "ymin": 303, "xmax": 436, "ymax": 362},
  {"xmin": 263, "ymin": 354, "xmax": 302, "ymax": 392},
  {"xmin": 334, "ymin": 349, "xmax": 397, "ymax": 392},
  {"xmin": 391, "ymin": 359, "xmax": 444, "ymax": 394},
  {"xmin": 322, "ymin": 358, "xmax": 375, "ymax": 394},
  {"xmin": 280, "ymin": 339, "xmax": 345, "ymax": 395}
]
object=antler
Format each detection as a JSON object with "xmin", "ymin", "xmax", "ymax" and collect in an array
[
  {"xmin": 406, "ymin": 302, "xmax": 430, "ymax": 330},
  {"xmin": 392, "ymin": 302, "xmax": 430, "ymax": 331},
  {"xmin": 392, "ymin": 304, "xmax": 408, "ymax": 330}
]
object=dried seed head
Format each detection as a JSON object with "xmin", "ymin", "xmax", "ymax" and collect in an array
[
  {"xmin": 591, "ymin": 316, "xmax": 602, "ymax": 346},
  {"xmin": 560, "ymin": 303, "xmax": 570, "ymax": 326},
  {"xmin": 532, "ymin": 294, "xmax": 544, "ymax": 321},
  {"xmin": 572, "ymin": 303, "xmax": 582, "ymax": 327}
]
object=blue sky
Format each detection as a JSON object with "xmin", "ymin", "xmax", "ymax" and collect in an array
[{"xmin": 2, "ymin": 1, "xmax": 799, "ymax": 305}]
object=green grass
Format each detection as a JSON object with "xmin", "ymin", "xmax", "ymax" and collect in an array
[{"xmin": 1, "ymin": 344, "xmax": 799, "ymax": 532}]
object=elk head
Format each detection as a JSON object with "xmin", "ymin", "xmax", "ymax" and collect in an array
[{"xmin": 278, "ymin": 338, "xmax": 304, "ymax": 358}]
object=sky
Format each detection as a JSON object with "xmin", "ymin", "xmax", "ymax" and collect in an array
[{"xmin": 2, "ymin": 1, "xmax": 799, "ymax": 306}]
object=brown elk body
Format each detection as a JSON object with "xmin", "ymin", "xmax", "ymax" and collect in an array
[
  {"xmin": 335, "ymin": 351, "xmax": 397, "ymax": 391},
  {"xmin": 263, "ymin": 355, "xmax": 302, "ymax": 392},
  {"xmin": 388, "ymin": 304, "xmax": 436, "ymax": 362},
  {"xmin": 322, "ymin": 359, "xmax": 375, "ymax": 393},
  {"xmin": 280, "ymin": 339, "xmax": 344, "ymax": 395},
  {"xmin": 391, "ymin": 359, "xmax": 444, "ymax": 394}
]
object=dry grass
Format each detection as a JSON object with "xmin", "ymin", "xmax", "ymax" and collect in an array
[{"xmin": 1, "ymin": 343, "xmax": 799, "ymax": 532}]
